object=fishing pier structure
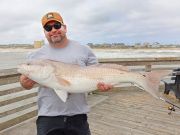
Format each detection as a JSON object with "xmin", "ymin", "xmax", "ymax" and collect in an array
[{"xmin": 1, "ymin": 57, "xmax": 180, "ymax": 135}]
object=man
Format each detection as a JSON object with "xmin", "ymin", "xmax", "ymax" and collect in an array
[{"xmin": 20, "ymin": 12, "xmax": 112, "ymax": 135}]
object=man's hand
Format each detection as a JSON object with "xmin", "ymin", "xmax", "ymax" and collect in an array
[
  {"xmin": 19, "ymin": 75, "xmax": 36, "ymax": 90},
  {"xmin": 97, "ymin": 82, "xmax": 113, "ymax": 92}
]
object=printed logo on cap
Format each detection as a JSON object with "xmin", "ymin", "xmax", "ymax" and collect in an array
[{"xmin": 46, "ymin": 13, "xmax": 54, "ymax": 19}]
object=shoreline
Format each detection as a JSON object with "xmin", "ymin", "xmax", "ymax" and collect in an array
[
  {"xmin": 1, "ymin": 47, "xmax": 180, "ymax": 53},
  {"xmin": 0, "ymin": 48, "xmax": 37, "ymax": 52},
  {"xmin": 92, "ymin": 47, "xmax": 180, "ymax": 51}
]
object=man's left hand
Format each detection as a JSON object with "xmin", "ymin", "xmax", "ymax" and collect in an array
[{"xmin": 97, "ymin": 82, "xmax": 113, "ymax": 92}]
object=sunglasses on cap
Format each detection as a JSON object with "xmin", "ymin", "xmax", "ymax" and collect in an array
[{"xmin": 44, "ymin": 22, "xmax": 62, "ymax": 32}]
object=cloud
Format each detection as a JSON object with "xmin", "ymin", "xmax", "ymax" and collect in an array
[{"xmin": 0, "ymin": 0, "xmax": 180, "ymax": 45}]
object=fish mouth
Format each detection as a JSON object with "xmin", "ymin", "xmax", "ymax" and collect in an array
[{"xmin": 17, "ymin": 65, "xmax": 23, "ymax": 73}]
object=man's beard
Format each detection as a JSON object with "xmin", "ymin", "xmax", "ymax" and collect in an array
[{"xmin": 48, "ymin": 35, "xmax": 65, "ymax": 44}]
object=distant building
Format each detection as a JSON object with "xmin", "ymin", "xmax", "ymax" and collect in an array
[{"xmin": 34, "ymin": 40, "xmax": 44, "ymax": 48}]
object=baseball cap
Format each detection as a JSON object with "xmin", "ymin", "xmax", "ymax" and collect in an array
[{"xmin": 41, "ymin": 12, "xmax": 64, "ymax": 27}]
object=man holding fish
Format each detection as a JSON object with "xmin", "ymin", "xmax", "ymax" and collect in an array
[{"xmin": 19, "ymin": 12, "xmax": 112, "ymax": 135}]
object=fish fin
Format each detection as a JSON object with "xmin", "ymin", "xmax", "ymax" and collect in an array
[
  {"xmin": 89, "ymin": 64, "xmax": 129, "ymax": 71},
  {"xmin": 55, "ymin": 77, "xmax": 71, "ymax": 86},
  {"xmin": 54, "ymin": 89, "xmax": 68, "ymax": 102},
  {"xmin": 141, "ymin": 70, "xmax": 172, "ymax": 99}
]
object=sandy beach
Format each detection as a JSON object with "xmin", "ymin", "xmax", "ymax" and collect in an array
[{"xmin": 0, "ymin": 48, "xmax": 37, "ymax": 53}]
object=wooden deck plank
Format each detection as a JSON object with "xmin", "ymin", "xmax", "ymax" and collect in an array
[{"xmin": 88, "ymin": 87, "xmax": 180, "ymax": 135}]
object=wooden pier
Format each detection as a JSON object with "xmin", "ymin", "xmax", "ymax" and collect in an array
[
  {"xmin": 1, "ymin": 57, "xmax": 180, "ymax": 134},
  {"xmin": 1, "ymin": 87, "xmax": 180, "ymax": 135}
]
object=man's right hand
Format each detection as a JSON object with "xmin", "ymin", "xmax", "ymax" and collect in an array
[{"xmin": 19, "ymin": 75, "xmax": 36, "ymax": 90}]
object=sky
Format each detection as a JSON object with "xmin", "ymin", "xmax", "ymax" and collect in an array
[{"xmin": 1, "ymin": 0, "xmax": 180, "ymax": 45}]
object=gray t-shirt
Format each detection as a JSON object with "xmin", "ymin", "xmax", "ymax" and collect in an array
[{"xmin": 28, "ymin": 40, "xmax": 98, "ymax": 116}]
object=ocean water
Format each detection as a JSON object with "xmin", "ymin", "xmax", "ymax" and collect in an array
[
  {"xmin": 0, "ymin": 48, "xmax": 180, "ymax": 70},
  {"xmin": 94, "ymin": 49, "xmax": 180, "ymax": 58}
]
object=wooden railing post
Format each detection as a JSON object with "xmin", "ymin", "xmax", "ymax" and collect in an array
[{"xmin": 145, "ymin": 65, "xmax": 152, "ymax": 72}]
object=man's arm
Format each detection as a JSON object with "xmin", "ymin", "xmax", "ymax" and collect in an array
[{"xmin": 19, "ymin": 75, "xmax": 36, "ymax": 90}]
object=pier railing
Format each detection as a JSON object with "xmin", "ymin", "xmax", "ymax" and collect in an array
[
  {"xmin": 0, "ymin": 68, "xmax": 37, "ymax": 131},
  {"xmin": 99, "ymin": 57, "xmax": 180, "ymax": 71},
  {"xmin": 0, "ymin": 57, "xmax": 180, "ymax": 131}
]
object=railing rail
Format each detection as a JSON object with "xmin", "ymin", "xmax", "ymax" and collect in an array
[{"xmin": 99, "ymin": 57, "xmax": 180, "ymax": 71}]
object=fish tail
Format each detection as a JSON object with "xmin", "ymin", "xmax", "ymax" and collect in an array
[{"xmin": 141, "ymin": 70, "xmax": 172, "ymax": 99}]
